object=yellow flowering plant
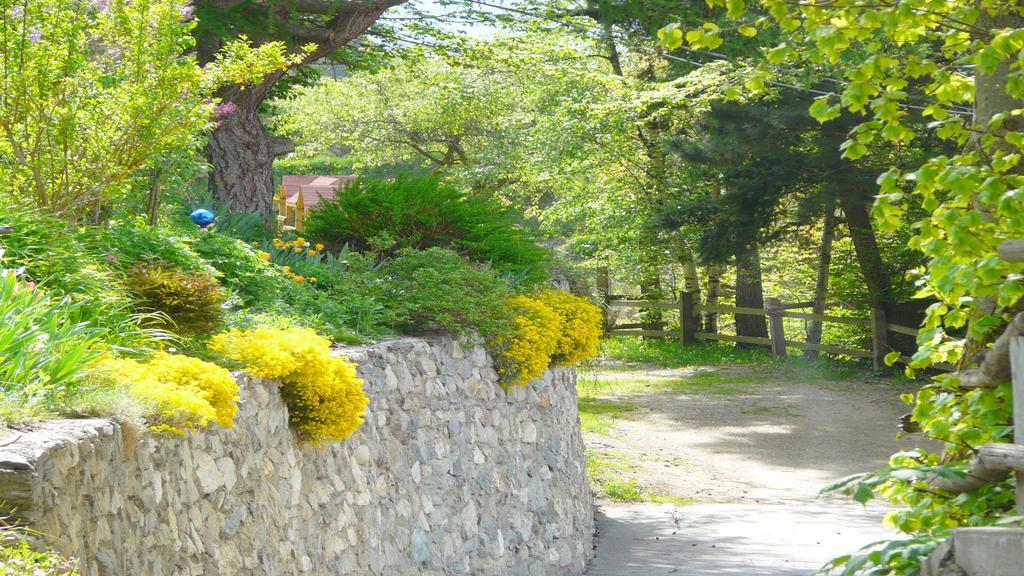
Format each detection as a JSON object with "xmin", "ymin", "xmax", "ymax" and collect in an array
[
  {"xmin": 260, "ymin": 237, "xmax": 325, "ymax": 283},
  {"xmin": 492, "ymin": 295, "xmax": 563, "ymax": 387},
  {"xmin": 210, "ymin": 325, "xmax": 368, "ymax": 444},
  {"xmin": 92, "ymin": 352, "xmax": 239, "ymax": 434},
  {"xmin": 534, "ymin": 290, "xmax": 603, "ymax": 365}
]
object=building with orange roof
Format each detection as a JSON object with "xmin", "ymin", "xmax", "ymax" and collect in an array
[{"xmin": 277, "ymin": 175, "xmax": 357, "ymax": 230}]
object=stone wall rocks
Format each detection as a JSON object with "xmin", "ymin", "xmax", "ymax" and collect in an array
[{"xmin": 0, "ymin": 336, "xmax": 594, "ymax": 575}]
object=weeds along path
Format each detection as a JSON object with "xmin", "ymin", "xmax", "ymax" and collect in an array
[{"xmin": 579, "ymin": 360, "xmax": 934, "ymax": 575}]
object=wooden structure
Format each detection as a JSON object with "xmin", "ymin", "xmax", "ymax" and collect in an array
[
  {"xmin": 598, "ymin": 267, "xmax": 929, "ymax": 369},
  {"xmin": 276, "ymin": 175, "xmax": 357, "ymax": 231}
]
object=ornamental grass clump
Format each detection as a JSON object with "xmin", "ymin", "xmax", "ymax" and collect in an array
[
  {"xmin": 210, "ymin": 325, "xmax": 368, "ymax": 444},
  {"xmin": 124, "ymin": 264, "xmax": 226, "ymax": 336},
  {"xmin": 0, "ymin": 269, "xmax": 105, "ymax": 423},
  {"xmin": 493, "ymin": 295, "xmax": 563, "ymax": 387},
  {"xmin": 535, "ymin": 289, "xmax": 603, "ymax": 365},
  {"xmin": 92, "ymin": 352, "xmax": 239, "ymax": 434}
]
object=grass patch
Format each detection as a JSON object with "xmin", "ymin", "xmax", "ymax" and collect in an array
[
  {"xmin": 586, "ymin": 449, "xmax": 693, "ymax": 505},
  {"xmin": 578, "ymin": 398, "xmax": 639, "ymax": 435},
  {"xmin": 600, "ymin": 337, "xmax": 773, "ymax": 368},
  {"xmin": 579, "ymin": 370, "xmax": 761, "ymax": 398},
  {"xmin": 600, "ymin": 336, "xmax": 882, "ymax": 379}
]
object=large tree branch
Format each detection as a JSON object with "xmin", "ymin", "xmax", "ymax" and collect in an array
[
  {"xmin": 285, "ymin": 22, "xmax": 335, "ymax": 42},
  {"xmin": 928, "ymin": 443, "xmax": 1024, "ymax": 494},
  {"xmin": 197, "ymin": 0, "xmax": 405, "ymax": 12},
  {"xmin": 269, "ymin": 136, "xmax": 295, "ymax": 157},
  {"xmin": 953, "ymin": 312, "xmax": 1024, "ymax": 389}
]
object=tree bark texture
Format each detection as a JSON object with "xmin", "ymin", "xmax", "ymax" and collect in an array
[
  {"xmin": 805, "ymin": 207, "xmax": 836, "ymax": 359},
  {"xmin": 703, "ymin": 264, "xmax": 721, "ymax": 334},
  {"xmin": 198, "ymin": 3, "xmax": 403, "ymax": 216},
  {"xmin": 960, "ymin": 5, "xmax": 1024, "ymax": 367},
  {"xmin": 681, "ymin": 258, "xmax": 702, "ymax": 332},
  {"xmin": 735, "ymin": 247, "xmax": 768, "ymax": 344},
  {"xmin": 838, "ymin": 191, "xmax": 893, "ymax": 310}
]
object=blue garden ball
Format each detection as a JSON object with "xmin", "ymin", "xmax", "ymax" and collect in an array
[{"xmin": 190, "ymin": 208, "xmax": 216, "ymax": 229}]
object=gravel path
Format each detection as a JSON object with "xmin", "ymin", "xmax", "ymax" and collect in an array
[{"xmin": 581, "ymin": 366, "xmax": 935, "ymax": 575}]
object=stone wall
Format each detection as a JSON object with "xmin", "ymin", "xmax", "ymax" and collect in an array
[{"xmin": 0, "ymin": 337, "xmax": 594, "ymax": 575}]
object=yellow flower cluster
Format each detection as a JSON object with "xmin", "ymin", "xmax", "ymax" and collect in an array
[
  {"xmin": 495, "ymin": 295, "xmax": 562, "ymax": 387},
  {"xmin": 494, "ymin": 290, "xmax": 604, "ymax": 386},
  {"xmin": 210, "ymin": 325, "xmax": 368, "ymax": 444},
  {"xmin": 267, "ymin": 238, "xmax": 319, "ymax": 284},
  {"xmin": 93, "ymin": 352, "xmax": 239, "ymax": 433},
  {"xmin": 535, "ymin": 289, "xmax": 603, "ymax": 365},
  {"xmin": 271, "ymin": 236, "xmax": 324, "ymax": 254}
]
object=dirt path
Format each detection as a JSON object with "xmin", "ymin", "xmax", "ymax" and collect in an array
[{"xmin": 580, "ymin": 364, "xmax": 935, "ymax": 575}]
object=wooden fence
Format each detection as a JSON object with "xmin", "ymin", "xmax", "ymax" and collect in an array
[{"xmin": 604, "ymin": 292, "xmax": 926, "ymax": 369}]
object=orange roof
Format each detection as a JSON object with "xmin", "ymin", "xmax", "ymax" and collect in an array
[{"xmin": 281, "ymin": 175, "xmax": 356, "ymax": 208}]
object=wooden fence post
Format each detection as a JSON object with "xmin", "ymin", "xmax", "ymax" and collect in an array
[
  {"xmin": 1011, "ymin": 337, "xmax": 1024, "ymax": 515},
  {"xmin": 680, "ymin": 291, "xmax": 696, "ymax": 347},
  {"xmin": 766, "ymin": 298, "xmax": 787, "ymax": 358},
  {"xmin": 871, "ymin": 305, "xmax": 888, "ymax": 370}
]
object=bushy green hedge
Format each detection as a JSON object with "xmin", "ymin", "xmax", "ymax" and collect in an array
[
  {"xmin": 304, "ymin": 176, "xmax": 550, "ymax": 285},
  {"xmin": 379, "ymin": 247, "xmax": 514, "ymax": 338}
]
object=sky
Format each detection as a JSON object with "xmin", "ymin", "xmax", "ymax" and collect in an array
[{"xmin": 388, "ymin": 0, "xmax": 509, "ymax": 38}]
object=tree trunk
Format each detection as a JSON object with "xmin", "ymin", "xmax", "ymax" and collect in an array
[
  {"xmin": 838, "ymin": 190, "xmax": 893, "ymax": 310},
  {"xmin": 960, "ymin": 5, "xmax": 1024, "ymax": 367},
  {"xmin": 206, "ymin": 95, "xmax": 294, "ymax": 215},
  {"xmin": 805, "ymin": 207, "xmax": 836, "ymax": 359},
  {"xmin": 704, "ymin": 264, "xmax": 721, "ymax": 333},
  {"xmin": 146, "ymin": 167, "xmax": 163, "ymax": 226},
  {"xmin": 196, "ymin": 4, "xmax": 398, "ymax": 217},
  {"xmin": 681, "ymin": 259, "xmax": 702, "ymax": 334},
  {"xmin": 600, "ymin": 18, "xmax": 623, "ymax": 76},
  {"xmin": 735, "ymin": 247, "xmax": 768, "ymax": 345}
]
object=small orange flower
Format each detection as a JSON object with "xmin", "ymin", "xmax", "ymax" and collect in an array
[
  {"xmin": 293, "ymin": 275, "xmax": 306, "ymax": 283},
  {"xmin": 309, "ymin": 277, "xmax": 317, "ymax": 283}
]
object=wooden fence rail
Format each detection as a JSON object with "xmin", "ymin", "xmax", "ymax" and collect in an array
[{"xmin": 604, "ymin": 291, "xmax": 926, "ymax": 369}]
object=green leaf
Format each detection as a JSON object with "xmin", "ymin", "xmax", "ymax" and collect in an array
[
  {"xmin": 853, "ymin": 482, "xmax": 875, "ymax": 504},
  {"xmin": 841, "ymin": 141, "xmax": 868, "ymax": 160},
  {"xmin": 809, "ymin": 97, "xmax": 841, "ymax": 123},
  {"xmin": 738, "ymin": 26, "xmax": 758, "ymax": 37},
  {"xmin": 657, "ymin": 24, "xmax": 684, "ymax": 50},
  {"xmin": 726, "ymin": 0, "xmax": 746, "ymax": 18}
]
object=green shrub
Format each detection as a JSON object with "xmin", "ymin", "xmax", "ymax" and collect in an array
[
  {"xmin": 0, "ymin": 522, "xmax": 78, "ymax": 575},
  {"xmin": 187, "ymin": 231, "xmax": 383, "ymax": 342},
  {"xmin": 287, "ymin": 252, "xmax": 392, "ymax": 338},
  {"xmin": 273, "ymin": 155, "xmax": 355, "ymax": 178},
  {"xmin": 81, "ymin": 221, "xmax": 212, "ymax": 274},
  {"xmin": 305, "ymin": 175, "xmax": 550, "ymax": 284},
  {"xmin": 190, "ymin": 232, "xmax": 288, "ymax": 307},
  {"xmin": 125, "ymin": 264, "xmax": 226, "ymax": 336},
  {"xmin": 0, "ymin": 270, "xmax": 104, "ymax": 423},
  {"xmin": 380, "ymin": 248, "xmax": 514, "ymax": 338},
  {"xmin": 0, "ymin": 208, "xmax": 170, "ymax": 350},
  {"xmin": 0, "ymin": 207, "xmax": 104, "ymax": 296}
]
